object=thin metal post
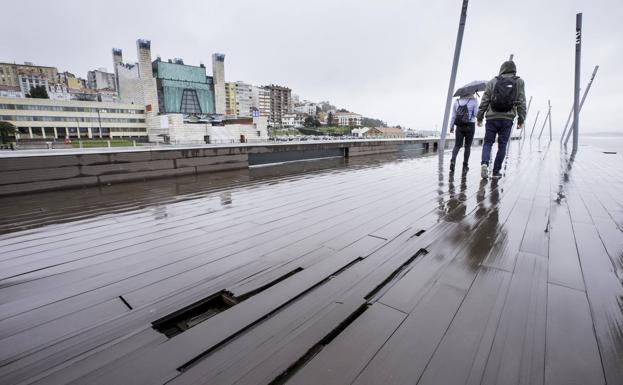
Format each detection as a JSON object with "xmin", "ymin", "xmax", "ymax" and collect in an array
[
  {"xmin": 522, "ymin": 96, "xmax": 533, "ymax": 140},
  {"xmin": 529, "ymin": 111, "xmax": 540, "ymax": 139},
  {"xmin": 439, "ymin": 0, "xmax": 469, "ymax": 155},
  {"xmin": 509, "ymin": 54, "xmax": 514, "ymax": 61},
  {"xmin": 560, "ymin": 105, "xmax": 574, "ymax": 144},
  {"xmin": 548, "ymin": 100, "xmax": 553, "ymax": 140},
  {"xmin": 572, "ymin": 13, "xmax": 582, "ymax": 152},
  {"xmin": 564, "ymin": 64, "xmax": 598, "ymax": 145},
  {"xmin": 537, "ymin": 106, "xmax": 549, "ymax": 140}
]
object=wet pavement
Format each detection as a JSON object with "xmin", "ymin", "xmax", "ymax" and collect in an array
[{"xmin": 0, "ymin": 140, "xmax": 621, "ymax": 385}]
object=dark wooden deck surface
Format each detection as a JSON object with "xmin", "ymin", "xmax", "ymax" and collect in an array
[{"xmin": 0, "ymin": 141, "xmax": 621, "ymax": 385}]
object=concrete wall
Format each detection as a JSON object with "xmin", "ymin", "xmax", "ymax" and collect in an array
[{"xmin": 0, "ymin": 138, "xmax": 462, "ymax": 196}]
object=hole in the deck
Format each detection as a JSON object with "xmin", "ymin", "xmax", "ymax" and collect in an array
[
  {"xmin": 175, "ymin": 257, "xmax": 364, "ymax": 372},
  {"xmin": 365, "ymin": 248, "xmax": 428, "ymax": 301},
  {"xmin": 154, "ymin": 268, "xmax": 305, "ymax": 339},
  {"xmin": 152, "ymin": 291, "xmax": 235, "ymax": 338},
  {"xmin": 603, "ymin": 151, "xmax": 617, "ymax": 154},
  {"xmin": 268, "ymin": 303, "xmax": 370, "ymax": 385},
  {"xmin": 415, "ymin": 229, "xmax": 426, "ymax": 236}
]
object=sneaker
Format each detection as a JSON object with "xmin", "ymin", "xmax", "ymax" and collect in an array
[
  {"xmin": 481, "ymin": 164, "xmax": 488, "ymax": 179},
  {"xmin": 492, "ymin": 171, "xmax": 502, "ymax": 179}
]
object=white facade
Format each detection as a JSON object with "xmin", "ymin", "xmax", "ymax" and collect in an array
[
  {"xmin": 157, "ymin": 114, "xmax": 268, "ymax": 144},
  {"xmin": 87, "ymin": 68, "xmax": 116, "ymax": 91},
  {"xmin": 234, "ymin": 81, "xmax": 254, "ymax": 117},
  {"xmin": 334, "ymin": 112, "xmax": 362, "ymax": 127},
  {"xmin": 0, "ymin": 96, "xmax": 147, "ymax": 140},
  {"xmin": 252, "ymin": 86, "xmax": 271, "ymax": 118},
  {"xmin": 294, "ymin": 101, "xmax": 317, "ymax": 115},
  {"xmin": 281, "ymin": 113, "xmax": 296, "ymax": 127}
]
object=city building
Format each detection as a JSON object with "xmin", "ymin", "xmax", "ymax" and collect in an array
[
  {"xmin": 87, "ymin": 68, "xmax": 116, "ymax": 91},
  {"xmin": 351, "ymin": 127, "xmax": 370, "ymax": 137},
  {"xmin": 233, "ymin": 81, "xmax": 254, "ymax": 117},
  {"xmin": 334, "ymin": 111, "xmax": 362, "ymax": 127},
  {"xmin": 265, "ymin": 84, "xmax": 292, "ymax": 127},
  {"xmin": 281, "ymin": 113, "xmax": 296, "ymax": 128},
  {"xmin": 111, "ymin": 40, "xmax": 160, "ymax": 141},
  {"xmin": 152, "ymin": 58, "xmax": 215, "ymax": 116},
  {"xmin": 364, "ymin": 126, "xmax": 405, "ymax": 138},
  {"xmin": 294, "ymin": 101, "xmax": 317, "ymax": 116},
  {"xmin": 0, "ymin": 96, "xmax": 147, "ymax": 140},
  {"xmin": 0, "ymin": 85, "xmax": 23, "ymax": 98},
  {"xmin": 0, "ymin": 62, "xmax": 58, "ymax": 88},
  {"xmin": 57, "ymin": 71, "xmax": 85, "ymax": 90},
  {"xmin": 225, "ymin": 82, "xmax": 236, "ymax": 117},
  {"xmin": 252, "ymin": 86, "xmax": 271, "ymax": 118},
  {"xmin": 212, "ymin": 53, "xmax": 226, "ymax": 115}
]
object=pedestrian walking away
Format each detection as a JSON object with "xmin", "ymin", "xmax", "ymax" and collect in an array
[
  {"xmin": 477, "ymin": 60, "xmax": 527, "ymax": 178},
  {"xmin": 449, "ymin": 93, "xmax": 479, "ymax": 173}
]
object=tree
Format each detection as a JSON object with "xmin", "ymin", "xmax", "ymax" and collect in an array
[
  {"xmin": 327, "ymin": 112, "xmax": 334, "ymax": 126},
  {"xmin": 0, "ymin": 121, "xmax": 17, "ymax": 144},
  {"xmin": 362, "ymin": 117, "xmax": 386, "ymax": 128},
  {"xmin": 27, "ymin": 85, "xmax": 49, "ymax": 99},
  {"xmin": 304, "ymin": 116, "xmax": 321, "ymax": 128}
]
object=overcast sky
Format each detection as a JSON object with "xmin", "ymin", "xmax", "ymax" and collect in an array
[{"xmin": 3, "ymin": 0, "xmax": 622, "ymax": 134}]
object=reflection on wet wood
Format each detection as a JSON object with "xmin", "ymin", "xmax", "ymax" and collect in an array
[{"xmin": 0, "ymin": 145, "xmax": 622, "ymax": 385}]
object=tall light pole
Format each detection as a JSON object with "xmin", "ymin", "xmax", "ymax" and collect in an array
[
  {"xmin": 439, "ymin": 0, "xmax": 469, "ymax": 157},
  {"xmin": 572, "ymin": 13, "xmax": 582, "ymax": 153}
]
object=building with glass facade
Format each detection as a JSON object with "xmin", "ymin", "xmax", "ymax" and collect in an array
[{"xmin": 152, "ymin": 59, "xmax": 215, "ymax": 116}]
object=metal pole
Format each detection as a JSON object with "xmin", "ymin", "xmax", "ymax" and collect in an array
[
  {"xmin": 572, "ymin": 13, "xmax": 582, "ymax": 152},
  {"xmin": 439, "ymin": 0, "xmax": 469, "ymax": 155},
  {"xmin": 509, "ymin": 54, "xmax": 514, "ymax": 61},
  {"xmin": 548, "ymin": 99, "xmax": 553, "ymax": 140},
  {"xmin": 522, "ymin": 96, "xmax": 533, "ymax": 139},
  {"xmin": 560, "ymin": 105, "xmax": 574, "ymax": 144},
  {"xmin": 537, "ymin": 107, "xmax": 549, "ymax": 140},
  {"xmin": 529, "ymin": 110, "xmax": 540, "ymax": 139},
  {"xmin": 564, "ymin": 64, "xmax": 598, "ymax": 145}
]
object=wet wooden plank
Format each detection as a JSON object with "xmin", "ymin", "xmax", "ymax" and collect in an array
[
  {"xmin": 518, "ymin": 194, "xmax": 549, "ymax": 258},
  {"xmin": 547, "ymin": 201, "xmax": 585, "ymax": 291},
  {"xmin": 573, "ymin": 221, "xmax": 623, "ymax": 384},
  {"xmin": 0, "ymin": 297, "xmax": 129, "ymax": 365},
  {"xmin": 416, "ymin": 267, "xmax": 512, "ymax": 385},
  {"xmin": 545, "ymin": 283, "xmax": 605, "ymax": 385},
  {"xmin": 285, "ymin": 302, "xmax": 406, "ymax": 385},
  {"xmin": 480, "ymin": 252, "xmax": 547, "ymax": 385},
  {"xmin": 352, "ymin": 283, "xmax": 466, "ymax": 385}
]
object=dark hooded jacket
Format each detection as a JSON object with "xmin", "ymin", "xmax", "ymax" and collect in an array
[{"xmin": 477, "ymin": 61, "xmax": 527, "ymax": 124}]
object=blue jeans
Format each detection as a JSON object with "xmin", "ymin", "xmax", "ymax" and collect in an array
[{"xmin": 481, "ymin": 119, "xmax": 513, "ymax": 173}]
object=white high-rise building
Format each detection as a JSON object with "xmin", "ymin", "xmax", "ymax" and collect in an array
[
  {"xmin": 212, "ymin": 53, "xmax": 226, "ymax": 115},
  {"xmin": 252, "ymin": 86, "xmax": 271, "ymax": 118},
  {"xmin": 234, "ymin": 81, "xmax": 254, "ymax": 117}
]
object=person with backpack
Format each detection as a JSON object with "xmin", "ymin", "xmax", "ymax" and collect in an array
[
  {"xmin": 477, "ymin": 60, "xmax": 527, "ymax": 178},
  {"xmin": 449, "ymin": 93, "xmax": 479, "ymax": 173}
]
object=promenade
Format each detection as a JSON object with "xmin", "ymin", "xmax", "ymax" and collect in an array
[{"xmin": 0, "ymin": 140, "xmax": 621, "ymax": 385}]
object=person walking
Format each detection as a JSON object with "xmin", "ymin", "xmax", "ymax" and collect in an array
[
  {"xmin": 449, "ymin": 93, "xmax": 479, "ymax": 173},
  {"xmin": 476, "ymin": 61, "xmax": 526, "ymax": 178}
]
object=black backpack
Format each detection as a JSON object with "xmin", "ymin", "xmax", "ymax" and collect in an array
[
  {"xmin": 491, "ymin": 76, "xmax": 518, "ymax": 112},
  {"xmin": 454, "ymin": 101, "xmax": 471, "ymax": 125}
]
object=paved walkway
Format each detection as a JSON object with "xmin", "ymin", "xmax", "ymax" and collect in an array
[{"xmin": 0, "ymin": 140, "xmax": 621, "ymax": 385}]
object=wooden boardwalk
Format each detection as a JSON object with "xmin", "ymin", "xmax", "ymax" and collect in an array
[{"xmin": 0, "ymin": 141, "xmax": 621, "ymax": 385}]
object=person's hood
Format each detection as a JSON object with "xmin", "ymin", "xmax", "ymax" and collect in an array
[{"xmin": 499, "ymin": 61, "xmax": 517, "ymax": 75}]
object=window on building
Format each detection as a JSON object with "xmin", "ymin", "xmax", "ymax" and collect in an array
[
  {"xmin": 180, "ymin": 89, "xmax": 202, "ymax": 114},
  {"xmin": 44, "ymin": 127, "xmax": 55, "ymax": 137}
]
